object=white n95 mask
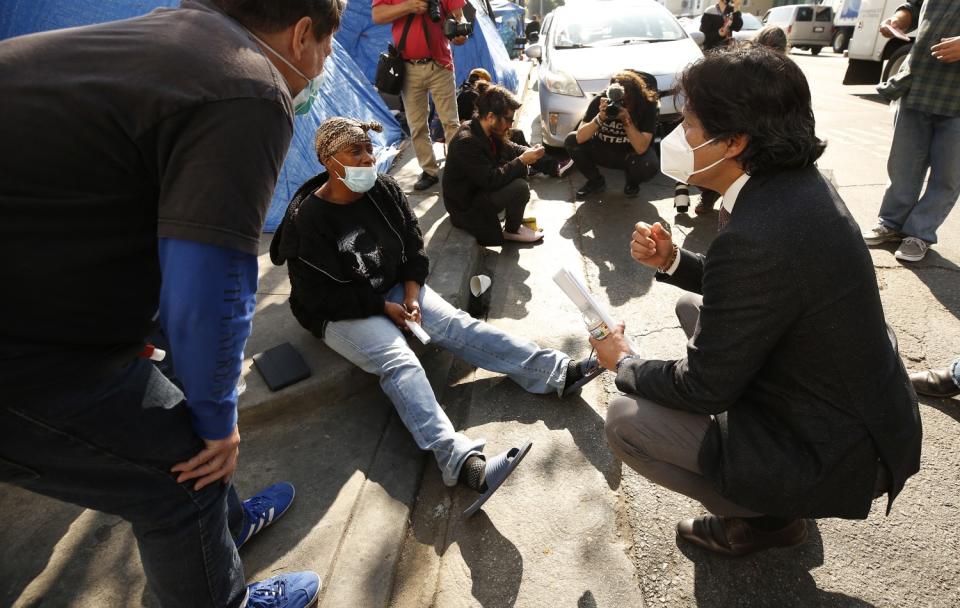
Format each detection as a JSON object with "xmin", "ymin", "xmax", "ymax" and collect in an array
[
  {"xmin": 659, "ymin": 125, "xmax": 725, "ymax": 184},
  {"xmin": 333, "ymin": 158, "xmax": 378, "ymax": 193}
]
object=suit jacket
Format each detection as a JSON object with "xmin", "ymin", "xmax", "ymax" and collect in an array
[
  {"xmin": 442, "ymin": 118, "xmax": 529, "ymax": 245},
  {"xmin": 616, "ymin": 166, "xmax": 922, "ymax": 519}
]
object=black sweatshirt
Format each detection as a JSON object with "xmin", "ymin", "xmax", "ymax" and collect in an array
[{"xmin": 270, "ymin": 173, "xmax": 429, "ymax": 338}]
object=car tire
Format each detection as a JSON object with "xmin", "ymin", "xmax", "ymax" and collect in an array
[
  {"xmin": 810, "ymin": 46, "xmax": 822, "ymax": 56},
  {"xmin": 882, "ymin": 44, "xmax": 912, "ymax": 83},
  {"xmin": 832, "ymin": 30, "xmax": 847, "ymax": 53}
]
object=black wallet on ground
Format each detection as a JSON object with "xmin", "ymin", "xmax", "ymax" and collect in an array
[{"xmin": 252, "ymin": 342, "xmax": 311, "ymax": 392}]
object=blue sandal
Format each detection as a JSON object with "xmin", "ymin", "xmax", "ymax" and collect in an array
[{"xmin": 463, "ymin": 441, "xmax": 533, "ymax": 518}]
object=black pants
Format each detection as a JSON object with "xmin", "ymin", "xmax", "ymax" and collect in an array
[
  {"xmin": 486, "ymin": 177, "xmax": 530, "ymax": 233},
  {"xmin": 564, "ymin": 132, "xmax": 659, "ymax": 185},
  {"xmin": 0, "ymin": 359, "xmax": 248, "ymax": 607}
]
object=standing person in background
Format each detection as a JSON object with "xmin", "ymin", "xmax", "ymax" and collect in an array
[
  {"xmin": 694, "ymin": 0, "xmax": 742, "ymax": 215},
  {"xmin": 373, "ymin": 0, "xmax": 471, "ymax": 191},
  {"xmin": 861, "ymin": 0, "xmax": 960, "ymax": 262},
  {"xmin": 565, "ymin": 71, "xmax": 660, "ymax": 199},
  {"xmin": 0, "ymin": 1, "xmax": 345, "ymax": 606},
  {"xmin": 700, "ymin": 0, "xmax": 743, "ymax": 52}
]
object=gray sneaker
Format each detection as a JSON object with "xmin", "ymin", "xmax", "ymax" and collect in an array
[
  {"xmin": 862, "ymin": 222, "xmax": 902, "ymax": 245},
  {"xmin": 895, "ymin": 237, "xmax": 929, "ymax": 262}
]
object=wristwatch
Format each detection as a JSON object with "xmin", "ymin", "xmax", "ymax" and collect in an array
[{"xmin": 616, "ymin": 354, "xmax": 639, "ymax": 372}]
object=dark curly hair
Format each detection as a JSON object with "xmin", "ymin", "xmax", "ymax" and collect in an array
[
  {"xmin": 474, "ymin": 81, "xmax": 522, "ymax": 120},
  {"xmin": 214, "ymin": 0, "xmax": 344, "ymax": 40},
  {"xmin": 610, "ymin": 70, "xmax": 657, "ymax": 117},
  {"xmin": 678, "ymin": 45, "xmax": 826, "ymax": 175}
]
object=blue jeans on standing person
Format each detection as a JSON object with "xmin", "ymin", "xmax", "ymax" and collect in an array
[
  {"xmin": 0, "ymin": 359, "xmax": 247, "ymax": 608},
  {"xmin": 878, "ymin": 106, "xmax": 960, "ymax": 244},
  {"xmin": 323, "ymin": 283, "xmax": 569, "ymax": 486}
]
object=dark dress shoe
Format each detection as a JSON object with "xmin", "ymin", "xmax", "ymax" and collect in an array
[
  {"xmin": 576, "ymin": 176, "xmax": 606, "ymax": 198},
  {"xmin": 413, "ymin": 172, "xmax": 439, "ymax": 191},
  {"xmin": 623, "ymin": 182, "xmax": 640, "ymax": 197},
  {"xmin": 676, "ymin": 515, "xmax": 807, "ymax": 557},
  {"xmin": 910, "ymin": 367, "xmax": 960, "ymax": 398}
]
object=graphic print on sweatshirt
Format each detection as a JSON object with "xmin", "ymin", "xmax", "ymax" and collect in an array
[{"xmin": 338, "ymin": 228, "xmax": 387, "ymax": 291}]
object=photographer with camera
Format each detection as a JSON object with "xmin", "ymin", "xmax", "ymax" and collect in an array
[
  {"xmin": 565, "ymin": 71, "xmax": 660, "ymax": 199},
  {"xmin": 373, "ymin": 0, "xmax": 472, "ymax": 191},
  {"xmin": 700, "ymin": 0, "xmax": 743, "ymax": 52},
  {"xmin": 443, "ymin": 82, "xmax": 547, "ymax": 244}
]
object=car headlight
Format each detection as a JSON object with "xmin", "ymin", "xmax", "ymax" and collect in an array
[{"xmin": 542, "ymin": 67, "xmax": 583, "ymax": 97}]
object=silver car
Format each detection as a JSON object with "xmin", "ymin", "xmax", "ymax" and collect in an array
[{"xmin": 526, "ymin": 0, "xmax": 703, "ymax": 148}]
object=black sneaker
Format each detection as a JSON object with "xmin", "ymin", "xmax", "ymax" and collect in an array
[
  {"xmin": 576, "ymin": 176, "xmax": 606, "ymax": 198},
  {"xmin": 414, "ymin": 172, "xmax": 439, "ymax": 191},
  {"xmin": 624, "ymin": 182, "xmax": 640, "ymax": 197}
]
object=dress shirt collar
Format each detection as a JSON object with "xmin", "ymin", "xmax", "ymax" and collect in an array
[{"xmin": 721, "ymin": 172, "xmax": 751, "ymax": 213}]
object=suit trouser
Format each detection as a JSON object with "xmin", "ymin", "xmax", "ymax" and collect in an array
[
  {"xmin": 604, "ymin": 292, "xmax": 761, "ymax": 517},
  {"xmin": 402, "ymin": 61, "xmax": 460, "ymax": 177}
]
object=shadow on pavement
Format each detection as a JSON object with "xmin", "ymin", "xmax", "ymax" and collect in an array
[
  {"xmin": 479, "ymin": 247, "xmax": 534, "ymax": 320},
  {"xmin": 919, "ymin": 396, "xmax": 960, "ymax": 424},
  {"xmin": 560, "ymin": 184, "xmax": 669, "ymax": 307},
  {"xmin": 851, "ymin": 93, "xmax": 889, "ymax": 106},
  {"xmin": 450, "ymin": 511, "xmax": 524, "ymax": 608},
  {"xmin": 902, "ymin": 250, "xmax": 960, "ymax": 320},
  {"xmin": 679, "ymin": 521, "xmax": 877, "ymax": 607},
  {"xmin": 673, "ymin": 209, "xmax": 719, "ymax": 256}
]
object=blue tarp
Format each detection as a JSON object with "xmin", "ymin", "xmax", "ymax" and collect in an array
[
  {"xmin": 490, "ymin": 0, "xmax": 525, "ymax": 60},
  {"xmin": 334, "ymin": 0, "xmax": 519, "ymax": 94},
  {"xmin": 0, "ymin": 0, "xmax": 404, "ymax": 232}
]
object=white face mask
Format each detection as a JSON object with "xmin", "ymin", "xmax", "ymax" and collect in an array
[
  {"xmin": 332, "ymin": 158, "xmax": 378, "ymax": 193},
  {"xmin": 659, "ymin": 125, "xmax": 726, "ymax": 184},
  {"xmin": 245, "ymin": 29, "xmax": 325, "ymax": 115}
]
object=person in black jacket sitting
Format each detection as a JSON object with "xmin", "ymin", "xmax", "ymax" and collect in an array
[
  {"xmin": 270, "ymin": 117, "xmax": 601, "ymax": 509},
  {"xmin": 565, "ymin": 70, "xmax": 661, "ymax": 199},
  {"xmin": 593, "ymin": 47, "xmax": 921, "ymax": 557},
  {"xmin": 443, "ymin": 82, "xmax": 547, "ymax": 244},
  {"xmin": 700, "ymin": 0, "xmax": 743, "ymax": 52}
]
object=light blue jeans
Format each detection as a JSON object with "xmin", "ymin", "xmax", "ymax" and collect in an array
[
  {"xmin": 878, "ymin": 106, "xmax": 960, "ymax": 245},
  {"xmin": 323, "ymin": 283, "xmax": 569, "ymax": 486}
]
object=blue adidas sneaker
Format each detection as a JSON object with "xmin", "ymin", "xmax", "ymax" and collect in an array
[
  {"xmin": 234, "ymin": 481, "xmax": 296, "ymax": 550},
  {"xmin": 246, "ymin": 571, "xmax": 321, "ymax": 608}
]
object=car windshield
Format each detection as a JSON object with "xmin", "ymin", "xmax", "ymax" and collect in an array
[
  {"xmin": 741, "ymin": 13, "xmax": 762, "ymax": 30},
  {"xmin": 552, "ymin": 5, "xmax": 686, "ymax": 48}
]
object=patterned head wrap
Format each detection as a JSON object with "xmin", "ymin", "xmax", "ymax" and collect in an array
[{"xmin": 314, "ymin": 117, "xmax": 383, "ymax": 162}]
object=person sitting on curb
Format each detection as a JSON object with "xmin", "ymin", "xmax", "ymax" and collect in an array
[
  {"xmin": 456, "ymin": 68, "xmax": 574, "ymax": 177},
  {"xmin": 910, "ymin": 357, "xmax": 960, "ymax": 398},
  {"xmin": 592, "ymin": 47, "xmax": 922, "ymax": 558},
  {"xmin": 565, "ymin": 70, "xmax": 660, "ymax": 199},
  {"xmin": 443, "ymin": 82, "xmax": 548, "ymax": 244},
  {"xmin": 270, "ymin": 117, "xmax": 602, "ymax": 515}
]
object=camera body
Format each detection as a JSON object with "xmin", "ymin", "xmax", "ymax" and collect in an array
[
  {"xmin": 442, "ymin": 18, "xmax": 473, "ymax": 39},
  {"xmin": 603, "ymin": 83, "xmax": 625, "ymax": 120},
  {"xmin": 427, "ymin": 0, "xmax": 441, "ymax": 23}
]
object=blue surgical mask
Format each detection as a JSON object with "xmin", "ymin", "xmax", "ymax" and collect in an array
[
  {"xmin": 245, "ymin": 29, "xmax": 325, "ymax": 116},
  {"xmin": 332, "ymin": 158, "xmax": 378, "ymax": 193}
]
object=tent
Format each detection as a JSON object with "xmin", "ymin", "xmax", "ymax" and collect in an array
[
  {"xmin": 490, "ymin": 0, "xmax": 525, "ymax": 60},
  {"xmin": 0, "ymin": 0, "xmax": 405, "ymax": 232},
  {"xmin": 333, "ymin": 0, "xmax": 520, "ymax": 94}
]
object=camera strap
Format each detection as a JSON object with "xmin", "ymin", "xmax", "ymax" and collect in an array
[{"xmin": 397, "ymin": 14, "xmax": 415, "ymax": 55}]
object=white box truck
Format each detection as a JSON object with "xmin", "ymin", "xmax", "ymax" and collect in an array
[
  {"xmin": 842, "ymin": 0, "xmax": 915, "ymax": 85},
  {"xmin": 829, "ymin": 0, "xmax": 861, "ymax": 52}
]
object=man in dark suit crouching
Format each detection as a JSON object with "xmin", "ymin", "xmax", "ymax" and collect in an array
[{"xmin": 591, "ymin": 46, "xmax": 923, "ymax": 557}]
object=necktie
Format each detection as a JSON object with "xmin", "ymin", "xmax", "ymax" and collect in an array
[{"xmin": 718, "ymin": 205, "xmax": 731, "ymax": 231}]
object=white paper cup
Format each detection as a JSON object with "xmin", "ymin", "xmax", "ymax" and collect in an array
[{"xmin": 470, "ymin": 274, "xmax": 492, "ymax": 297}]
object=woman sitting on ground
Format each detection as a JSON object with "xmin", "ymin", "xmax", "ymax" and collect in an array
[
  {"xmin": 443, "ymin": 82, "xmax": 549, "ymax": 245},
  {"xmin": 270, "ymin": 117, "xmax": 601, "ymax": 513}
]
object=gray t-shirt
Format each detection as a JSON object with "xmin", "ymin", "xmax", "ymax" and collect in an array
[{"xmin": 0, "ymin": 0, "xmax": 294, "ymax": 388}]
